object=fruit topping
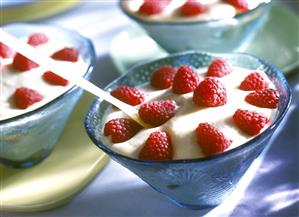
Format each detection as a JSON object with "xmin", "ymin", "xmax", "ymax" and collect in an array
[
  {"xmin": 27, "ymin": 33, "xmax": 49, "ymax": 46},
  {"xmin": 139, "ymin": 131, "xmax": 173, "ymax": 160},
  {"xmin": 196, "ymin": 123, "xmax": 232, "ymax": 156},
  {"xmin": 0, "ymin": 42, "xmax": 15, "ymax": 58},
  {"xmin": 172, "ymin": 65, "xmax": 199, "ymax": 94},
  {"xmin": 104, "ymin": 118, "xmax": 142, "ymax": 143},
  {"xmin": 180, "ymin": 0, "xmax": 208, "ymax": 16},
  {"xmin": 12, "ymin": 53, "xmax": 39, "ymax": 71},
  {"xmin": 14, "ymin": 87, "xmax": 44, "ymax": 109},
  {"xmin": 51, "ymin": 47, "xmax": 78, "ymax": 62},
  {"xmin": 139, "ymin": 99, "xmax": 176, "ymax": 126},
  {"xmin": 240, "ymin": 72, "xmax": 269, "ymax": 91},
  {"xmin": 111, "ymin": 86, "xmax": 145, "ymax": 106},
  {"xmin": 226, "ymin": 0, "xmax": 249, "ymax": 12},
  {"xmin": 193, "ymin": 77, "xmax": 227, "ymax": 107},
  {"xmin": 233, "ymin": 109, "xmax": 269, "ymax": 135},
  {"xmin": 42, "ymin": 71, "xmax": 69, "ymax": 86},
  {"xmin": 138, "ymin": 0, "xmax": 169, "ymax": 15},
  {"xmin": 245, "ymin": 88, "xmax": 279, "ymax": 109},
  {"xmin": 150, "ymin": 65, "xmax": 177, "ymax": 89},
  {"xmin": 207, "ymin": 58, "xmax": 232, "ymax": 78}
]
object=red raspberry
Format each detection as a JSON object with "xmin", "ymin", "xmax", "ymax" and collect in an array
[
  {"xmin": 193, "ymin": 77, "xmax": 227, "ymax": 107},
  {"xmin": 138, "ymin": 0, "xmax": 169, "ymax": 15},
  {"xmin": 12, "ymin": 53, "xmax": 39, "ymax": 71},
  {"xmin": 0, "ymin": 42, "xmax": 15, "ymax": 58},
  {"xmin": 139, "ymin": 131, "xmax": 173, "ymax": 161},
  {"xmin": 27, "ymin": 33, "xmax": 49, "ymax": 46},
  {"xmin": 226, "ymin": 0, "xmax": 249, "ymax": 12},
  {"xmin": 207, "ymin": 58, "xmax": 232, "ymax": 78},
  {"xmin": 172, "ymin": 65, "xmax": 199, "ymax": 94},
  {"xmin": 180, "ymin": 0, "xmax": 207, "ymax": 16},
  {"xmin": 139, "ymin": 99, "xmax": 176, "ymax": 126},
  {"xmin": 196, "ymin": 123, "xmax": 232, "ymax": 157},
  {"xmin": 150, "ymin": 65, "xmax": 177, "ymax": 89},
  {"xmin": 14, "ymin": 87, "xmax": 44, "ymax": 109},
  {"xmin": 245, "ymin": 88, "xmax": 280, "ymax": 109},
  {"xmin": 42, "ymin": 71, "xmax": 69, "ymax": 86},
  {"xmin": 104, "ymin": 118, "xmax": 142, "ymax": 143},
  {"xmin": 51, "ymin": 47, "xmax": 78, "ymax": 62},
  {"xmin": 233, "ymin": 109, "xmax": 269, "ymax": 136},
  {"xmin": 111, "ymin": 86, "xmax": 145, "ymax": 106},
  {"xmin": 240, "ymin": 72, "xmax": 269, "ymax": 91}
]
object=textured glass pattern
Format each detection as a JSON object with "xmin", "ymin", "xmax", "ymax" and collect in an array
[
  {"xmin": 0, "ymin": 23, "xmax": 96, "ymax": 168},
  {"xmin": 85, "ymin": 51, "xmax": 291, "ymax": 208}
]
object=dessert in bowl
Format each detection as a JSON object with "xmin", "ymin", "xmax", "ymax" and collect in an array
[
  {"xmin": 85, "ymin": 51, "xmax": 291, "ymax": 208},
  {"xmin": 120, "ymin": 0, "xmax": 272, "ymax": 53},
  {"xmin": 0, "ymin": 23, "xmax": 95, "ymax": 168}
]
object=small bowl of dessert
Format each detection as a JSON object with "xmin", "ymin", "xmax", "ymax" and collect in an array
[
  {"xmin": 0, "ymin": 23, "xmax": 96, "ymax": 168},
  {"xmin": 120, "ymin": 0, "xmax": 272, "ymax": 53},
  {"xmin": 85, "ymin": 51, "xmax": 291, "ymax": 208}
]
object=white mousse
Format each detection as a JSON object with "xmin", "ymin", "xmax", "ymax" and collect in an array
[
  {"xmin": 103, "ymin": 66, "xmax": 277, "ymax": 160},
  {"xmin": 0, "ymin": 36, "xmax": 87, "ymax": 121},
  {"xmin": 121, "ymin": 0, "xmax": 269, "ymax": 22}
]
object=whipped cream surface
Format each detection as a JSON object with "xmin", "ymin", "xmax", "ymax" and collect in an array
[
  {"xmin": 0, "ymin": 36, "xmax": 87, "ymax": 121},
  {"xmin": 121, "ymin": 0, "xmax": 269, "ymax": 22},
  {"xmin": 102, "ymin": 66, "xmax": 277, "ymax": 160}
]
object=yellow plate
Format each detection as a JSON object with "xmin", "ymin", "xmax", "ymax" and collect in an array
[
  {"xmin": 0, "ymin": 92, "xmax": 109, "ymax": 212},
  {"xmin": 1, "ymin": 0, "xmax": 80, "ymax": 24}
]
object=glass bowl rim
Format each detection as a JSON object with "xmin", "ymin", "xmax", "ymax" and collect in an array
[
  {"xmin": 0, "ymin": 23, "xmax": 96, "ymax": 124},
  {"xmin": 85, "ymin": 50, "xmax": 292, "ymax": 165},
  {"xmin": 119, "ymin": 0, "xmax": 272, "ymax": 26}
]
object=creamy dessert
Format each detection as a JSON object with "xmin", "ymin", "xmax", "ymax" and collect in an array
[
  {"xmin": 121, "ymin": 0, "xmax": 269, "ymax": 22},
  {"xmin": 103, "ymin": 58, "xmax": 279, "ymax": 160},
  {"xmin": 0, "ymin": 33, "xmax": 87, "ymax": 120}
]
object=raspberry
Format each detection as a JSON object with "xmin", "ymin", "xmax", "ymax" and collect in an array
[
  {"xmin": 111, "ymin": 86, "xmax": 145, "ymax": 106},
  {"xmin": 0, "ymin": 42, "xmax": 15, "ymax": 58},
  {"xmin": 139, "ymin": 131, "xmax": 173, "ymax": 161},
  {"xmin": 180, "ymin": 0, "xmax": 207, "ymax": 16},
  {"xmin": 226, "ymin": 0, "xmax": 249, "ymax": 12},
  {"xmin": 138, "ymin": 0, "xmax": 169, "ymax": 15},
  {"xmin": 51, "ymin": 47, "xmax": 78, "ymax": 62},
  {"xmin": 104, "ymin": 118, "xmax": 142, "ymax": 143},
  {"xmin": 172, "ymin": 65, "xmax": 199, "ymax": 94},
  {"xmin": 139, "ymin": 99, "xmax": 176, "ymax": 126},
  {"xmin": 233, "ymin": 109, "xmax": 269, "ymax": 136},
  {"xmin": 14, "ymin": 87, "xmax": 44, "ymax": 109},
  {"xmin": 240, "ymin": 72, "xmax": 269, "ymax": 91},
  {"xmin": 193, "ymin": 77, "xmax": 227, "ymax": 107},
  {"xmin": 42, "ymin": 71, "xmax": 69, "ymax": 86},
  {"xmin": 207, "ymin": 58, "xmax": 232, "ymax": 77},
  {"xmin": 12, "ymin": 53, "xmax": 39, "ymax": 71},
  {"xmin": 27, "ymin": 33, "xmax": 49, "ymax": 46},
  {"xmin": 150, "ymin": 65, "xmax": 177, "ymax": 89},
  {"xmin": 196, "ymin": 123, "xmax": 232, "ymax": 157},
  {"xmin": 245, "ymin": 88, "xmax": 280, "ymax": 109}
]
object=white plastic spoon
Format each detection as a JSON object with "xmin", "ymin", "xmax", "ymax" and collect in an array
[{"xmin": 0, "ymin": 29, "xmax": 149, "ymax": 128}]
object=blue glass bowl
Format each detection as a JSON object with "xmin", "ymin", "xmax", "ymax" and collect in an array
[
  {"xmin": 85, "ymin": 51, "xmax": 291, "ymax": 208},
  {"xmin": 0, "ymin": 23, "xmax": 96, "ymax": 168},
  {"xmin": 120, "ymin": 1, "xmax": 272, "ymax": 53}
]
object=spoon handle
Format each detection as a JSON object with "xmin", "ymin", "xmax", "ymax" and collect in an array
[{"xmin": 0, "ymin": 29, "xmax": 148, "ymax": 127}]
